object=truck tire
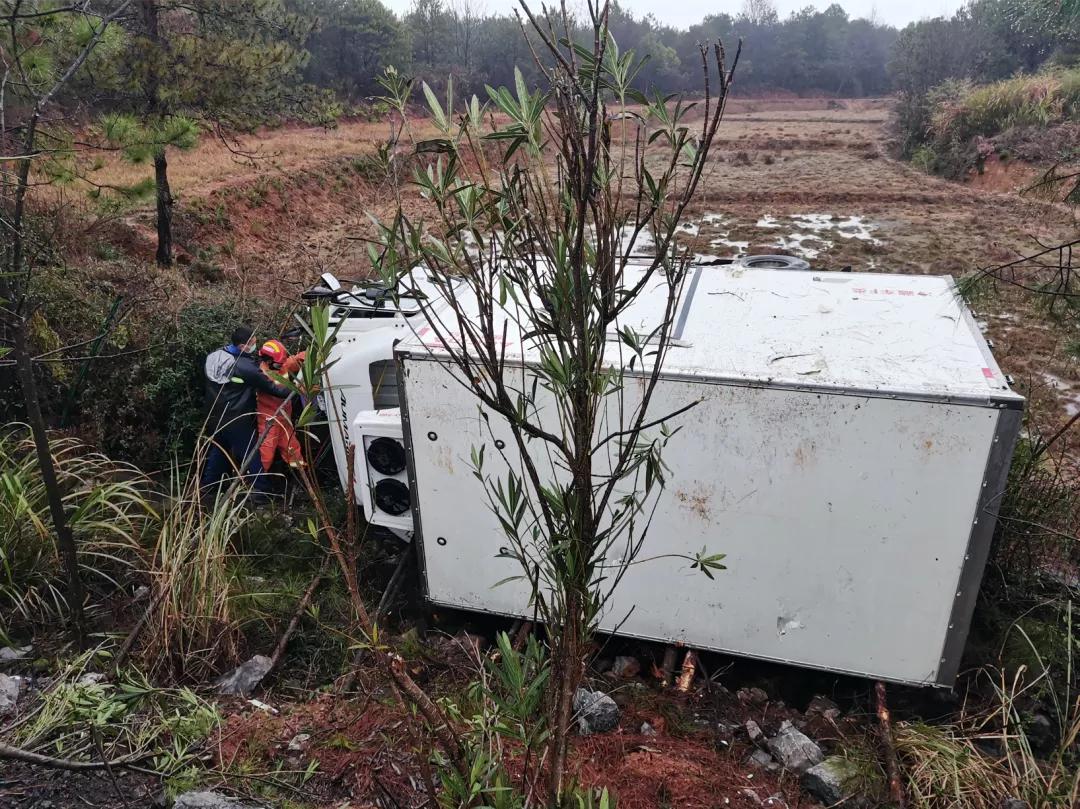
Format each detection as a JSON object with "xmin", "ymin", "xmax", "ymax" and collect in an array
[{"xmin": 736, "ymin": 254, "xmax": 811, "ymax": 271}]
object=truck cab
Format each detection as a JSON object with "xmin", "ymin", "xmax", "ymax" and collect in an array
[{"xmin": 303, "ymin": 272, "xmax": 454, "ymax": 538}]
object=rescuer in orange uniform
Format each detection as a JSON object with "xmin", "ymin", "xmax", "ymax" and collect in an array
[{"xmin": 256, "ymin": 339, "xmax": 307, "ymax": 471}]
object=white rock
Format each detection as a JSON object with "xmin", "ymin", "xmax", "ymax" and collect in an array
[
  {"xmin": 0, "ymin": 674, "xmax": 23, "ymax": 716},
  {"xmin": 173, "ymin": 791, "xmax": 268, "ymax": 809},
  {"xmin": 766, "ymin": 720, "xmax": 824, "ymax": 774},
  {"xmin": 214, "ymin": 655, "xmax": 272, "ymax": 697},
  {"xmin": 573, "ymin": 688, "xmax": 619, "ymax": 735},
  {"xmin": 286, "ymin": 732, "xmax": 311, "ymax": 752}
]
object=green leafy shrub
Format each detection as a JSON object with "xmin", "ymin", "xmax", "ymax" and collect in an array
[
  {"xmin": 0, "ymin": 425, "xmax": 155, "ymax": 641},
  {"xmin": 910, "ymin": 145, "xmax": 938, "ymax": 173},
  {"xmin": 9, "ymin": 651, "xmax": 219, "ymax": 778},
  {"xmin": 81, "ymin": 298, "xmax": 271, "ymax": 468}
]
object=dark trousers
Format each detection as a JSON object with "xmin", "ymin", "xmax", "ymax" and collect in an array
[{"xmin": 200, "ymin": 417, "xmax": 268, "ymax": 494}]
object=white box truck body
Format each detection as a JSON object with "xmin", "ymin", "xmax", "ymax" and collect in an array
[{"xmin": 389, "ymin": 265, "xmax": 1023, "ymax": 686}]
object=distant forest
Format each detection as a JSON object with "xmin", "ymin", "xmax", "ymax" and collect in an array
[{"xmin": 288, "ymin": 0, "xmax": 1079, "ymax": 100}]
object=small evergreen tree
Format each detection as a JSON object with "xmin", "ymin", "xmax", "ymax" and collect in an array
[
  {"xmin": 1, "ymin": 0, "xmax": 137, "ymax": 651},
  {"xmin": 372, "ymin": 2, "xmax": 736, "ymax": 798},
  {"xmin": 97, "ymin": 0, "xmax": 338, "ymax": 266}
]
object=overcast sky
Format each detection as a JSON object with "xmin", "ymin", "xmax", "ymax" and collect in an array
[{"xmin": 381, "ymin": 0, "xmax": 967, "ymax": 30}]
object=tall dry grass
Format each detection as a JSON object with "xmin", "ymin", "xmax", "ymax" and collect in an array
[
  {"xmin": 896, "ymin": 605, "xmax": 1079, "ymax": 809},
  {"xmin": 140, "ymin": 460, "xmax": 257, "ymax": 680},
  {"xmin": 930, "ymin": 67, "xmax": 1080, "ymax": 144}
]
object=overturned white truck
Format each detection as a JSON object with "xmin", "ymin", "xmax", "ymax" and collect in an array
[{"xmin": 306, "ymin": 259, "xmax": 1023, "ymax": 687}]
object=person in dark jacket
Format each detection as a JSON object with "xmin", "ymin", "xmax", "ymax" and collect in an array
[{"xmin": 200, "ymin": 325, "xmax": 292, "ymax": 494}]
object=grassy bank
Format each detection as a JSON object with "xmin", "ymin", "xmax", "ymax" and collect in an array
[{"xmin": 895, "ymin": 67, "xmax": 1080, "ymax": 184}]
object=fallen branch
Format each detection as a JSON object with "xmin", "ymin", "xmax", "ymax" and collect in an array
[
  {"xmin": 660, "ymin": 645, "xmax": 678, "ymax": 688},
  {"xmin": 875, "ymin": 681, "xmax": 907, "ymax": 808},
  {"xmin": 269, "ymin": 554, "xmax": 331, "ymax": 671},
  {"xmin": 295, "ymin": 461, "xmax": 469, "ymax": 779},
  {"xmin": 0, "ymin": 742, "xmax": 149, "ymax": 772},
  {"xmin": 338, "ymin": 544, "xmax": 415, "ymax": 693},
  {"xmin": 512, "ymin": 620, "xmax": 534, "ymax": 652},
  {"xmin": 676, "ymin": 649, "xmax": 698, "ymax": 693}
]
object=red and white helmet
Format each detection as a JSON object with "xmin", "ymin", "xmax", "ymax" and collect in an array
[{"xmin": 259, "ymin": 339, "xmax": 288, "ymax": 366}]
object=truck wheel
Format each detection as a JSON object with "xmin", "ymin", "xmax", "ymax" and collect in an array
[{"xmin": 737, "ymin": 254, "xmax": 812, "ymax": 271}]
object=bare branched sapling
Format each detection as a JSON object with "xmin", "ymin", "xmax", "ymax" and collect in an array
[{"xmin": 373, "ymin": 2, "xmax": 738, "ymax": 799}]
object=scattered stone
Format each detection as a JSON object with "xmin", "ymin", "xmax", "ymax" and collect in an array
[
  {"xmin": 738, "ymin": 787, "xmax": 764, "ymax": 805},
  {"xmin": 640, "ymin": 721, "xmax": 657, "ymax": 736},
  {"xmin": 1026, "ymin": 712, "xmax": 1055, "ymax": 753},
  {"xmin": 214, "ymin": 655, "xmax": 272, "ymax": 697},
  {"xmin": 748, "ymin": 748, "xmax": 779, "ymax": 772},
  {"xmin": 573, "ymin": 688, "xmax": 619, "ymax": 735},
  {"xmin": 173, "ymin": 791, "xmax": 268, "ymax": 809},
  {"xmin": 737, "ymin": 686, "xmax": 769, "ymax": 706},
  {"xmin": 766, "ymin": 720, "xmax": 824, "ymax": 774},
  {"xmin": 806, "ymin": 695, "xmax": 842, "ymax": 722},
  {"xmin": 0, "ymin": 673, "xmax": 23, "ymax": 716},
  {"xmin": 998, "ymin": 798, "xmax": 1030, "ymax": 809},
  {"xmin": 802, "ymin": 756, "xmax": 862, "ymax": 805},
  {"xmin": 286, "ymin": 732, "xmax": 311, "ymax": 752},
  {"xmin": 745, "ymin": 719, "xmax": 766, "ymax": 747},
  {"xmin": 715, "ymin": 721, "xmax": 738, "ymax": 748},
  {"xmin": 610, "ymin": 655, "xmax": 641, "ymax": 678},
  {"xmin": 0, "ymin": 645, "xmax": 32, "ymax": 665}
]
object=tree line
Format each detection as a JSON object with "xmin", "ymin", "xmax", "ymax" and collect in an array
[
  {"xmin": 296, "ymin": 0, "xmax": 1077, "ymax": 103},
  {"xmin": 295, "ymin": 0, "xmax": 899, "ymax": 99}
]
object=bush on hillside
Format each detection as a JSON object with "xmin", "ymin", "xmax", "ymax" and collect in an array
[
  {"xmin": 894, "ymin": 67, "xmax": 1080, "ymax": 177},
  {"xmin": 13, "ymin": 259, "xmax": 274, "ymax": 469}
]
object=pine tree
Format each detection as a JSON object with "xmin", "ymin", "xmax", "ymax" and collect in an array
[{"xmin": 98, "ymin": 0, "xmax": 338, "ymax": 266}]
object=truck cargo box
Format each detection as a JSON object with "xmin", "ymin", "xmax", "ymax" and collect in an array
[{"xmin": 395, "ymin": 266, "xmax": 1023, "ymax": 686}]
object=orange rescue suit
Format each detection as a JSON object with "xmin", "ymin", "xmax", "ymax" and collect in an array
[{"xmin": 256, "ymin": 352, "xmax": 306, "ymax": 471}]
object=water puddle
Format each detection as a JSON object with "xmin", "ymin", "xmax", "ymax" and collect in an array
[
  {"xmin": 696, "ymin": 212, "xmax": 884, "ymax": 261},
  {"xmin": 613, "ymin": 213, "xmax": 884, "ymax": 262},
  {"xmin": 1040, "ymin": 372, "xmax": 1080, "ymax": 416}
]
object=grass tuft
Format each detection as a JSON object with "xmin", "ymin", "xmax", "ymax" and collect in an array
[{"xmin": 0, "ymin": 424, "xmax": 155, "ymax": 641}]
